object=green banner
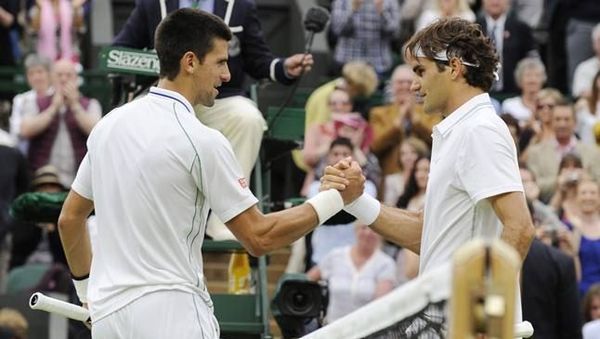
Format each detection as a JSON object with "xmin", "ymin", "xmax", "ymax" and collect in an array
[{"xmin": 99, "ymin": 46, "xmax": 160, "ymax": 76}]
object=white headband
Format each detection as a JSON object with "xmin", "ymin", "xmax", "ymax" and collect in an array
[{"xmin": 413, "ymin": 44, "xmax": 500, "ymax": 81}]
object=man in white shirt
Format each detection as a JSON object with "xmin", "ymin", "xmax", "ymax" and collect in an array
[
  {"xmin": 322, "ymin": 17, "xmax": 535, "ymax": 330},
  {"xmin": 57, "ymin": 9, "xmax": 363, "ymax": 339}
]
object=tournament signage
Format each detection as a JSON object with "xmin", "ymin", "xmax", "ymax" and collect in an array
[{"xmin": 100, "ymin": 47, "xmax": 160, "ymax": 76}]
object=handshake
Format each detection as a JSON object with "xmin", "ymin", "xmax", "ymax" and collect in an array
[{"xmin": 307, "ymin": 157, "xmax": 381, "ymax": 226}]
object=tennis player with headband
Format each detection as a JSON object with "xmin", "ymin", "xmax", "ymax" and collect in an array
[
  {"xmin": 57, "ymin": 9, "xmax": 363, "ymax": 338},
  {"xmin": 321, "ymin": 17, "xmax": 535, "ymax": 323}
]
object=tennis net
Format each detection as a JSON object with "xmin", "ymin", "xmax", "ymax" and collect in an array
[{"xmin": 302, "ymin": 263, "xmax": 451, "ymax": 339}]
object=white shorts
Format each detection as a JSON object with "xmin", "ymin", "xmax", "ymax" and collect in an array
[{"xmin": 92, "ymin": 290, "xmax": 219, "ymax": 339}]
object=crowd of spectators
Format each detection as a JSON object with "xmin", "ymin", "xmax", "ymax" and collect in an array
[{"xmin": 0, "ymin": 0, "xmax": 599, "ymax": 336}]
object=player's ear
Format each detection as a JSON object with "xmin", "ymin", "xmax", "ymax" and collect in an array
[
  {"xmin": 180, "ymin": 51, "xmax": 196, "ymax": 74},
  {"xmin": 449, "ymin": 57, "xmax": 463, "ymax": 79}
]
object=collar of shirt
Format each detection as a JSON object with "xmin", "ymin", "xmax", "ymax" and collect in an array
[
  {"xmin": 180, "ymin": 0, "xmax": 214, "ymax": 13},
  {"xmin": 485, "ymin": 13, "xmax": 507, "ymax": 32},
  {"xmin": 148, "ymin": 86, "xmax": 195, "ymax": 114},
  {"xmin": 433, "ymin": 93, "xmax": 494, "ymax": 138},
  {"xmin": 553, "ymin": 136, "xmax": 578, "ymax": 157}
]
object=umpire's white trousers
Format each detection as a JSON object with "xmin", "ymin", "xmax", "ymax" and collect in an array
[
  {"xmin": 92, "ymin": 290, "xmax": 219, "ymax": 339},
  {"xmin": 195, "ymin": 95, "xmax": 266, "ymax": 240}
]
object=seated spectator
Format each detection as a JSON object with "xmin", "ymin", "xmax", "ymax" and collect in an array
[
  {"xmin": 566, "ymin": 180, "xmax": 600, "ymax": 297},
  {"xmin": 369, "ymin": 64, "xmax": 439, "ymax": 201},
  {"xmin": 306, "ymin": 137, "xmax": 377, "ymax": 265},
  {"xmin": 575, "ymin": 70, "xmax": 600, "ymax": 145},
  {"xmin": 9, "ymin": 165, "xmax": 67, "ymax": 269},
  {"xmin": 520, "ymin": 165, "xmax": 565, "ymax": 232},
  {"xmin": 30, "ymin": 0, "xmax": 86, "ymax": 61},
  {"xmin": 0, "ymin": 308, "xmax": 27, "ymax": 339},
  {"xmin": 501, "ymin": 57, "xmax": 546, "ymax": 124},
  {"xmin": 20, "ymin": 58, "xmax": 101, "ymax": 187},
  {"xmin": 329, "ymin": 0, "xmax": 400, "ymax": 77},
  {"xmin": 306, "ymin": 223, "xmax": 396, "ymax": 323},
  {"xmin": 415, "ymin": 0, "xmax": 475, "ymax": 32},
  {"xmin": 382, "ymin": 137, "xmax": 429, "ymax": 206},
  {"xmin": 549, "ymin": 153, "xmax": 589, "ymax": 223},
  {"xmin": 527, "ymin": 102, "xmax": 600, "ymax": 202},
  {"xmin": 305, "ymin": 61, "xmax": 378, "ymax": 129},
  {"xmin": 572, "ymin": 23, "xmax": 600, "ymax": 99},
  {"xmin": 10, "ymin": 54, "xmax": 53, "ymax": 154},
  {"xmin": 395, "ymin": 156, "xmax": 431, "ymax": 282},
  {"xmin": 500, "ymin": 113, "xmax": 521, "ymax": 153},
  {"xmin": 583, "ymin": 284, "xmax": 600, "ymax": 339}
]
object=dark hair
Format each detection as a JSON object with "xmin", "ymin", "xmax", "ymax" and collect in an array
[
  {"xmin": 396, "ymin": 156, "xmax": 430, "ymax": 209},
  {"xmin": 500, "ymin": 113, "xmax": 520, "ymax": 136},
  {"xmin": 583, "ymin": 283, "xmax": 600, "ymax": 322},
  {"xmin": 559, "ymin": 152, "xmax": 583, "ymax": 171},
  {"xmin": 155, "ymin": 9, "xmax": 232, "ymax": 80},
  {"xmin": 329, "ymin": 137, "xmax": 354, "ymax": 152},
  {"xmin": 404, "ymin": 18, "xmax": 499, "ymax": 91},
  {"xmin": 589, "ymin": 70, "xmax": 600, "ymax": 115}
]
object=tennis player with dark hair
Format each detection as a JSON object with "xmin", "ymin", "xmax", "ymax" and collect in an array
[
  {"xmin": 322, "ymin": 17, "xmax": 535, "ymax": 318},
  {"xmin": 57, "ymin": 9, "xmax": 362, "ymax": 338}
]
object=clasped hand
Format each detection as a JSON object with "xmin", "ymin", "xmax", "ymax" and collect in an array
[{"xmin": 319, "ymin": 157, "xmax": 365, "ymax": 204}]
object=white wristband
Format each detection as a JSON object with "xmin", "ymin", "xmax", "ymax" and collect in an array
[
  {"xmin": 344, "ymin": 193, "xmax": 381, "ymax": 225},
  {"xmin": 72, "ymin": 278, "xmax": 88, "ymax": 303},
  {"xmin": 306, "ymin": 189, "xmax": 344, "ymax": 225}
]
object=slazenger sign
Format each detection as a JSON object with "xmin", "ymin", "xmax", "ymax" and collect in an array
[{"xmin": 102, "ymin": 47, "xmax": 160, "ymax": 75}]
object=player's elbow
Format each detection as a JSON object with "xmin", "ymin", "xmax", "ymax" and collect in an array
[{"xmin": 243, "ymin": 237, "xmax": 273, "ymax": 257}]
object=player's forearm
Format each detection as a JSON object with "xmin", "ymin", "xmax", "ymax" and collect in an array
[
  {"xmin": 371, "ymin": 205, "xmax": 422, "ymax": 254},
  {"xmin": 58, "ymin": 215, "xmax": 92, "ymax": 278},
  {"xmin": 500, "ymin": 218, "xmax": 535, "ymax": 262},
  {"xmin": 240, "ymin": 204, "xmax": 319, "ymax": 257}
]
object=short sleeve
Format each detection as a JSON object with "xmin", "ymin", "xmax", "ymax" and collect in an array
[
  {"xmin": 457, "ymin": 122, "xmax": 523, "ymax": 203},
  {"xmin": 71, "ymin": 153, "xmax": 93, "ymax": 200},
  {"xmin": 196, "ymin": 133, "xmax": 258, "ymax": 223}
]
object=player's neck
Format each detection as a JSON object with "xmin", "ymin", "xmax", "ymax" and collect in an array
[
  {"xmin": 157, "ymin": 78, "xmax": 197, "ymax": 106},
  {"xmin": 442, "ymin": 86, "xmax": 484, "ymax": 118}
]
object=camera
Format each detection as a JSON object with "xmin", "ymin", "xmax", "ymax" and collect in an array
[{"xmin": 271, "ymin": 274, "xmax": 328, "ymax": 338}]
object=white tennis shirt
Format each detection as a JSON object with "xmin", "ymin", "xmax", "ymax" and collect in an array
[
  {"xmin": 420, "ymin": 93, "xmax": 524, "ymax": 274},
  {"xmin": 72, "ymin": 87, "xmax": 258, "ymax": 321}
]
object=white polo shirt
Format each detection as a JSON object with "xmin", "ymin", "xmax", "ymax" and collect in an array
[
  {"xmin": 420, "ymin": 93, "xmax": 523, "ymax": 274},
  {"xmin": 71, "ymin": 87, "xmax": 258, "ymax": 322}
]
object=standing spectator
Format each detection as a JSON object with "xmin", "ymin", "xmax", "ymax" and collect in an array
[
  {"xmin": 10, "ymin": 54, "xmax": 53, "ymax": 154},
  {"xmin": 0, "ymin": 0, "xmax": 16, "ymax": 68},
  {"xmin": 0, "ymin": 0, "xmax": 17, "ymax": 101},
  {"xmin": 501, "ymin": 57, "xmax": 546, "ymax": 125},
  {"xmin": 572, "ymin": 24, "xmax": 600, "ymax": 100},
  {"xmin": 20, "ymin": 58, "xmax": 101, "ymax": 187},
  {"xmin": 306, "ymin": 223, "xmax": 396, "ymax": 323},
  {"xmin": 415, "ymin": 0, "xmax": 475, "ymax": 32},
  {"xmin": 527, "ymin": 103, "xmax": 600, "ymax": 202},
  {"xmin": 30, "ymin": 0, "xmax": 86, "ymax": 61},
  {"xmin": 565, "ymin": 1, "xmax": 600, "ymax": 92},
  {"xmin": 330, "ymin": 0, "xmax": 400, "ymax": 77},
  {"xmin": 521, "ymin": 237, "xmax": 582, "ymax": 339},
  {"xmin": 476, "ymin": 0, "xmax": 538, "ymax": 96}
]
